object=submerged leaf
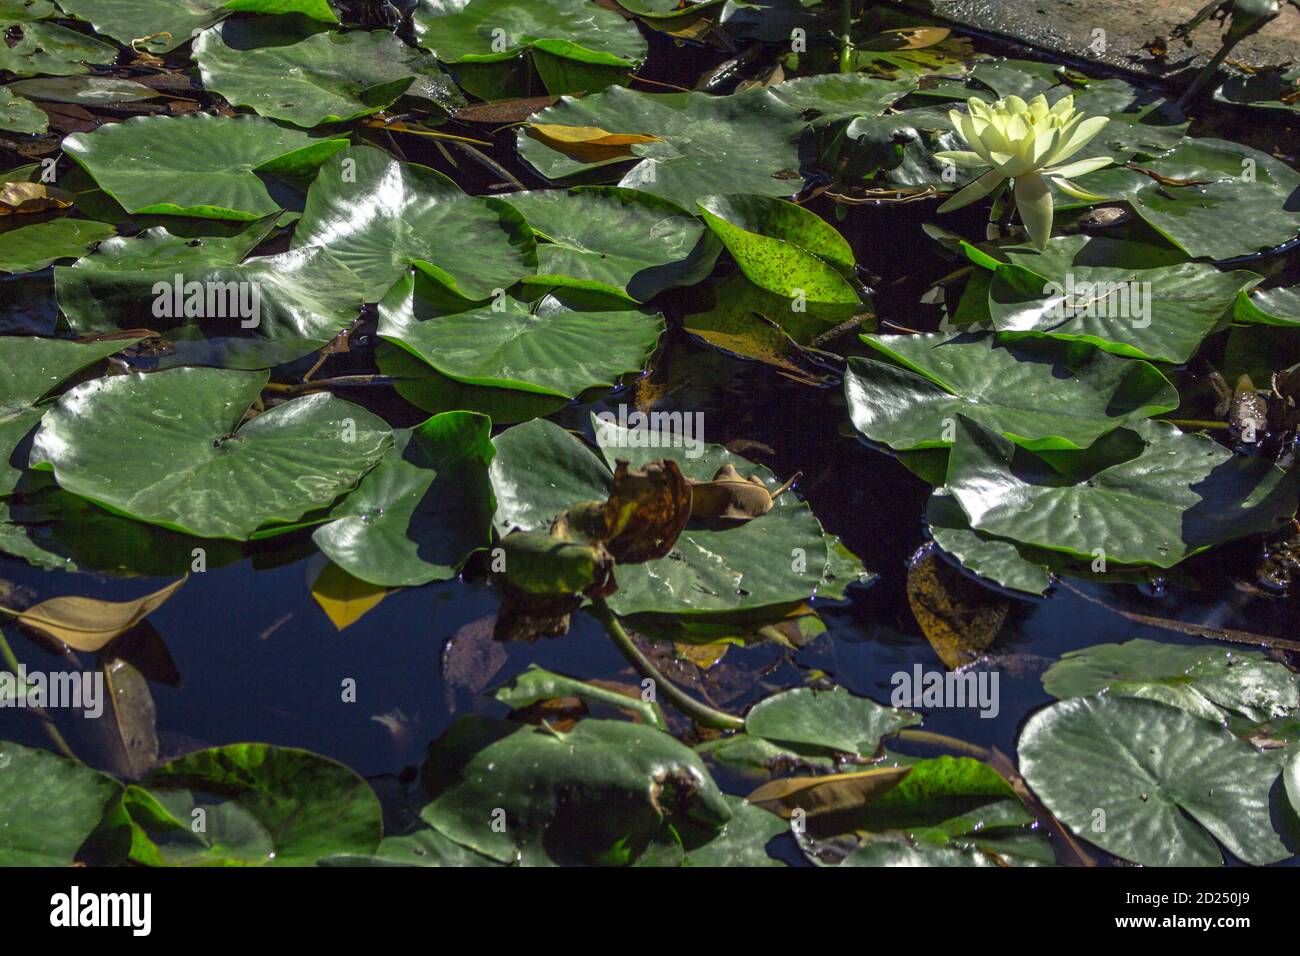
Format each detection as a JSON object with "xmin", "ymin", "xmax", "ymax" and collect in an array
[
  {"xmin": 748, "ymin": 766, "xmax": 913, "ymax": 819},
  {"xmin": 3, "ymin": 575, "xmax": 186, "ymax": 652},
  {"xmin": 311, "ymin": 562, "xmax": 389, "ymax": 632}
]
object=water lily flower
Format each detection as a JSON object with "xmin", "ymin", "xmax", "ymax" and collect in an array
[{"xmin": 935, "ymin": 94, "xmax": 1113, "ymax": 249}]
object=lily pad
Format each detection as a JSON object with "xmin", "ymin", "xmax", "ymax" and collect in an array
[
  {"xmin": 311, "ymin": 411, "xmax": 495, "ymax": 587},
  {"xmin": 54, "ymin": 0, "xmax": 229, "ymax": 53},
  {"xmin": 222, "ymin": 0, "xmax": 339, "ymax": 22},
  {"xmin": 379, "ymin": 270, "xmax": 663, "ymax": 399},
  {"xmin": 1074, "ymin": 138, "xmax": 1300, "ymax": 261},
  {"xmin": 945, "ymin": 417, "xmax": 1300, "ymax": 568},
  {"xmin": 744, "ymin": 686, "xmax": 920, "ymax": 756},
  {"xmin": 65, "ymin": 114, "xmax": 349, "ymax": 221},
  {"xmin": 418, "ymin": 716, "xmax": 731, "ymax": 866},
  {"xmin": 519, "ymin": 84, "xmax": 810, "ymax": 208},
  {"xmin": 412, "ymin": 0, "xmax": 647, "ymax": 89},
  {"xmin": 0, "ymin": 16, "xmax": 118, "ymax": 76},
  {"xmin": 1042, "ymin": 639, "xmax": 1299, "ymax": 725},
  {"xmin": 0, "ymin": 741, "xmax": 121, "ymax": 865},
  {"xmin": 29, "ymin": 366, "xmax": 392, "ymax": 540},
  {"xmin": 499, "ymin": 186, "xmax": 721, "ymax": 302},
  {"xmin": 194, "ymin": 18, "xmax": 463, "ymax": 128},
  {"xmin": 131, "ymin": 743, "xmax": 382, "ymax": 866},
  {"xmin": 681, "ymin": 794, "xmax": 787, "ymax": 867},
  {"xmin": 292, "ymin": 145, "xmax": 536, "ymax": 301},
  {"xmin": 0, "ymin": 217, "xmax": 115, "ymax": 273},
  {"xmin": 980, "ymin": 235, "xmax": 1260, "ymax": 363},
  {"xmin": 925, "ymin": 490, "xmax": 1053, "ymax": 596},
  {"xmin": 493, "ymin": 664, "xmax": 667, "ymax": 730},
  {"xmin": 846, "ymin": 330, "xmax": 1178, "ymax": 452},
  {"xmin": 697, "ymin": 194, "xmax": 860, "ymax": 307},
  {"xmin": 0, "ymin": 87, "xmax": 47, "ymax": 135},
  {"xmin": 1, "ymin": 335, "xmax": 141, "ymax": 496},
  {"xmin": 1235, "ymin": 286, "xmax": 1300, "ymax": 327},
  {"xmin": 6, "ymin": 75, "xmax": 159, "ymax": 104},
  {"xmin": 1019, "ymin": 695, "xmax": 1295, "ymax": 866}
]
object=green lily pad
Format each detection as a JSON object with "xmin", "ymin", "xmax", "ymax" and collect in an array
[
  {"xmin": 979, "ymin": 235, "xmax": 1260, "ymax": 363},
  {"xmin": 0, "ymin": 86, "xmax": 46, "ymax": 134},
  {"xmin": 1075, "ymin": 137, "xmax": 1300, "ymax": 261},
  {"xmin": 1216, "ymin": 67, "xmax": 1300, "ymax": 114},
  {"xmin": 1, "ymin": 335, "xmax": 141, "ymax": 496},
  {"xmin": 320, "ymin": 828, "xmax": 503, "ymax": 866},
  {"xmin": 1042, "ymin": 639, "xmax": 1299, "ymax": 725},
  {"xmin": 419, "ymin": 716, "xmax": 731, "ymax": 866},
  {"xmin": 29, "ymin": 366, "xmax": 392, "ymax": 540},
  {"xmin": 499, "ymin": 186, "xmax": 721, "ymax": 302},
  {"xmin": 65, "ymin": 114, "xmax": 350, "ymax": 221},
  {"xmin": 194, "ymin": 18, "xmax": 463, "ymax": 128},
  {"xmin": 488, "ymin": 416, "xmax": 830, "ymax": 615},
  {"xmin": 925, "ymin": 490, "xmax": 1053, "ymax": 595},
  {"xmin": 946, "ymin": 417, "xmax": 1300, "ymax": 568},
  {"xmin": 0, "ymin": 741, "xmax": 121, "ymax": 866},
  {"xmin": 56, "ymin": 226, "xmax": 369, "ymax": 369},
  {"xmin": 0, "ymin": 16, "xmax": 118, "ymax": 76},
  {"xmin": 375, "ymin": 340, "xmax": 567, "ymax": 424},
  {"xmin": 846, "ymin": 330, "xmax": 1178, "ymax": 452},
  {"xmin": 0, "ymin": 218, "xmax": 115, "ymax": 273},
  {"xmin": 1235, "ymin": 286, "xmax": 1300, "ymax": 327},
  {"xmin": 412, "ymin": 0, "xmax": 647, "ymax": 83},
  {"xmin": 6, "ymin": 75, "xmax": 159, "ymax": 104},
  {"xmin": 379, "ymin": 271, "xmax": 663, "ymax": 399},
  {"xmin": 697, "ymin": 194, "xmax": 859, "ymax": 307},
  {"xmin": 682, "ymin": 794, "xmax": 787, "ymax": 867},
  {"xmin": 745, "ymin": 686, "xmax": 920, "ymax": 756},
  {"xmin": 131, "ymin": 743, "xmax": 382, "ymax": 866},
  {"xmin": 616, "ymin": 0, "xmax": 723, "ymax": 17},
  {"xmin": 494, "ymin": 664, "xmax": 667, "ymax": 730},
  {"xmin": 223, "ymin": 0, "xmax": 339, "ymax": 22},
  {"xmin": 1019, "ymin": 695, "xmax": 1296, "ymax": 866},
  {"xmin": 519, "ymin": 85, "xmax": 810, "ymax": 208},
  {"xmin": 765, "ymin": 73, "xmax": 917, "ymax": 126},
  {"xmin": 311, "ymin": 411, "xmax": 495, "ymax": 587},
  {"xmin": 54, "ymin": 0, "xmax": 230, "ymax": 54},
  {"xmin": 292, "ymin": 145, "xmax": 536, "ymax": 301}
]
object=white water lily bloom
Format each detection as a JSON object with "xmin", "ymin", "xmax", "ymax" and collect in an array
[{"xmin": 935, "ymin": 94, "xmax": 1114, "ymax": 249}]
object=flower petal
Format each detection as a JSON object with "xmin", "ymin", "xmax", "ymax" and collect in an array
[
  {"xmin": 938, "ymin": 168, "xmax": 1008, "ymax": 213},
  {"xmin": 934, "ymin": 150, "xmax": 990, "ymax": 169},
  {"xmin": 1014, "ymin": 173, "xmax": 1054, "ymax": 250},
  {"xmin": 1049, "ymin": 115, "xmax": 1110, "ymax": 165},
  {"xmin": 1046, "ymin": 176, "xmax": 1111, "ymax": 202},
  {"xmin": 1042, "ymin": 156, "xmax": 1113, "ymax": 179}
]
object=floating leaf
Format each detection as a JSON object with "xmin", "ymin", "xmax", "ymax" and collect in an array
[
  {"xmin": 0, "ymin": 741, "xmax": 121, "ymax": 865},
  {"xmin": 6, "ymin": 75, "xmax": 159, "ymax": 105},
  {"xmin": 419, "ymin": 716, "xmax": 731, "ymax": 866},
  {"xmin": 907, "ymin": 545, "xmax": 1008, "ymax": 669},
  {"xmin": 1236, "ymin": 286, "xmax": 1300, "ymax": 328},
  {"xmin": 1042, "ymin": 639, "xmax": 1300, "ymax": 725},
  {"xmin": 0, "ymin": 218, "xmax": 115, "ymax": 274},
  {"xmin": 3, "ymin": 575, "xmax": 186, "ymax": 651},
  {"xmin": 846, "ymin": 330, "xmax": 1178, "ymax": 452},
  {"xmin": 688, "ymin": 463, "xmax": 798, "ymax": 521},
  {"xmin": 194, "ymin": 17, "xmax": 463, "ymax": 128},
  {"xmin": 0, "ymin": 87, "xmax": 46, "ymax": 135},
  {"xmin": 748, "ymin": 765, "xmax": 913, "ymax": 819},
  {"xmin": 0, "ymin": 15, "xmax": 118, "ymax": 76},
  {"xmin": 311, "ymin": 561, "xmax": 389, "ymax": 631},
  {"xmin": 292, "ymin": 145, "xmax": 536, "ymax": 301},
  {"xmin": 65, "ymin": 114, "xmax": 349, "ymax": 220},
  {"xmin": 30, "ymin": 367, "xmax": 393, "ymax": 540},
  {"xmin": 925, "ymin": 490, "xmax": 1052, "ymax": 596},
  {"xmin": 312, "ymin": 412, "xmax": 495, "ymax": 588},
  {"xmin": 945, "ymin": 417, "xmax": 1299, "ymax": 568},
  {"xmin": 745, "ymin": 686, "xmax": 920, "ymax": 756},
  {"xmin": 1, "ymin": 180, "xmax": 73, "ymax": 215},
  {"xmin": 54, "ymin": 0, "xmax": 229, "ymax": 53},
  {"xmin": 494, "ymin": 664, "xmax": 667, "ymax": 730},
  {"xmin": 1019, "ymin": 695, "xmax": 1295, "ymax": 866}
]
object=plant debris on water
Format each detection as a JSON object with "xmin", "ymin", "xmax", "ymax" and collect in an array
[{"xmin": 1, "ymin": 0, "xmax": 1299, "ymax": 872}]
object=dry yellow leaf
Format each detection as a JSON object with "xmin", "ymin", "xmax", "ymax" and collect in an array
[
  {"xmin": 2, "ymin": 576, "xmax": 188, "ymax": 651},
  {"xmin": 675, "ymin": 641, "xmax": 729, "ymax": 670},
  {"xmin": 907, "ymin": 547, "xmax": 1008, "ymax": 670},
  {"xmin": 312, "ymin": 562, "xmax": 388, "ymax": 631},
  {"xmin": 0, "ymin": 181, "xmax": 75, "ymax": 216},
  {"xmin": 747, "ymin": 765, "xmax": 913, "ymax": 819},
  {"xmin": 527, "ymin": 124, "xmax": 661, "ymax": 163}
]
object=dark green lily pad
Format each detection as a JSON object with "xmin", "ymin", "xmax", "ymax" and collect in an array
[
  {"xmin": 500, "ymin": 186, "xmax": 721, "ymax": 302},
  {"xmin": 682, "ymin": 794, "xmax": 787, "ymax": 866},
  {"xmin": 311, "ymin": 411, "xmax": 495, "ymax": 587},
  {"xmin": 0, "ymin": 741, "xmax": 121, "ymax": 866},
  {"xmin": 419, "ymin": 716, "xmax": 731, "ymax": 866},
  {"xmin": 846, "ymin": 330, "xmax": 1178, "ymax": 452},
  {"xmin": 379, "ymin": 270, "xmax": 663, "ymax": 399},
  {"xmin": 65, "ymin": 113, "xmax": 349, "ymax": 220},
  {"xmin": 1043, "ymin": 639, "xmax": 1300, "ymax": 725},
  {"xmin": 946, "ymin": 417, "xmax": 1300, "ymax": 568},
  {"xmin": 29, "ymin": 366, "xmax": 392, "ymax": 540},
  {"xmin": 493, "ymin": 664, "xmax": 667, "ymax": 730},
  {"xmin": 6, "ymin": 75, "xmax": 159, "ymax": 104},
  {"xmin": 194, "ymin": 17, "xmax": 463, "ymax": 128},
  {"xmin": 131, "ymin": 743, "xmax": 382, "ymax": 866},
  {"xmin": 925, "ymin": 490, "xmax": 1053, "ymax": 596},
  {"xmin": 0, "ymin": 16, "xmax": 118, "ymax": 76},
  {"xmin": 292, "ymin": 145, "xmax": 536, "ymax": 301},
  {"xmin": 1019, "ymin": 695, "xmax": 1296, "ymax": 866},
  {"xmin": 0, "ymin": 87, "xmax": 47, "ymax": 134},
  {"xmin": 0, "ymin": 218, "xmax": 115, "ymax": 274},
  {"xmin": 745, "ymin": 686, "xmax": 920, "ymax": 756},
  {"xmin": 54, "ymin": 0, "xmax": 229, "ymax": 53},
  {"xmin": 1235, "ymin": 286, "xmax": 1300, "ymax": 327}
]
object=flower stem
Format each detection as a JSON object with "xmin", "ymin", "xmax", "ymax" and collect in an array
[
  {"xmin": 590, "ymin": 599, "xmax": 744, "ymax": 731},
  {"xmin": 839, "ymin": 0, "xmax": 855, "ymax": 73},
  {"xmin": 0, "ymin": 626, "xmax": 80, "ymax": 762}
]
